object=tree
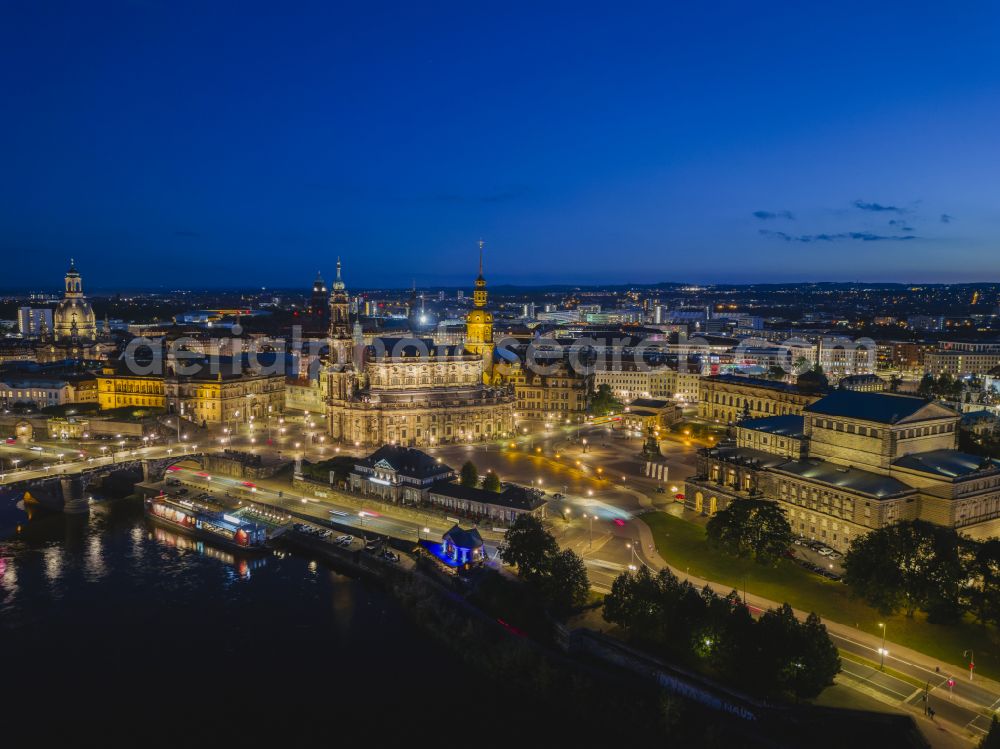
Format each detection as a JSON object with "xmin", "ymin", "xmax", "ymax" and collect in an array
[
  {"xmin": 766, "ymin": 364, "xmax": 787, "ymax": 381},
  {"xmin": 500, "ymin": 514, "xmax": 559, "ymax": 581},
  {"xmin": 604, "ymin": 567, "xmax": 840, "ymax": 699},
  {"xmin": 792, "ymin": 355, "xmax": 813, "ymax": 376},
  {"xmin": 969, "ymin": 539, "xmax": 1000, "ymax": 627},
  {"xmin": 796, "ymin": 366, "xmax": 829, "ymax": 393},
  {"xmin": 541, "ymin": 549, "xmax": 590, "ymax": 615},
  {"xmin": 481, "ymin": 470, "xmax": 501, "ymax": 492},
  {"xmin": 459, "ymin": 460, "xmax": 479, "ymax": 488},
  {"xmin": 980, "ymin": 715, "xmax": 1000, "ymax": 749},
  {"xmin": 917, "ymin": 373, "xmax": 936, "ymax": 397},
  {"xmin": 706, "ymin": 499, "xmax": 793, "ymax": 565},
  {"xmin": 843, "ymin": 520, "xmax": 968, "ymax": 620},
  {"xmin": 842, "ymin": 527, "xmax": 907, "ymax": 615},
  {"xmin": 789, "ymin": 612, "xmax": 842, "ymax": 699},
  {"xmin": 590, "ymin": 383, "xmax": 623, "ymax": 417},
  {"xmin": 756, "ymin": 605, "xmax": 840, "ymax": 699}
]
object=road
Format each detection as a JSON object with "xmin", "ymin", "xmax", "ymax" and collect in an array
[
  {"xmin": 832, "ymin": 630, "xmax": 1000, "ymax": 737},
  {"xmin": 0, "ymin": 442, "xmax": 202, "ymax": 485}
]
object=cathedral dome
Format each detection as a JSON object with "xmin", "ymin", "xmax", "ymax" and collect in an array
[
  {"xmin": 53, "ymin": 260, "xmax": 97, "ymax": 342},
  {"xmin": 54, "ymin": 297, "xmax": 97, "ymax": 342}
]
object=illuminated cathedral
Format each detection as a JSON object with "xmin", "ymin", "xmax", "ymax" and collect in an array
[
  {"xmin": 325, "ymin": 247, "xmax": 514, "ymax": 447},
  {"xmin": 53, "ymin": 259, "xmax": 97, "ymax": 343}
]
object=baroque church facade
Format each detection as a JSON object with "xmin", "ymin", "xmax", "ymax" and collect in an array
[{"xmin": 325, "ymin": 249, "xmax": 514, "ymax": 447}]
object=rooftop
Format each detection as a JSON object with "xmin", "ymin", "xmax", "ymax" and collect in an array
[
  {"xmin": 429, "ymin": 480, "xmax": 546, "ymax": 511},
  {"xmin": 369, "ymin": 337, "xmax": 470, "ymax": 359},
  {"xmin": 805, "ymin": 390, "xmax": 941, "ymax": 424},
  {"xmin": 356, "ymin": 445, "xmax": 453, "ymax": 479},
  {"xmin": 773, "ymin": 459, "xmax": 914, "ymax": 499},
  {"xmin": 442, "ymin": 524, "xmax": 484, "ymax": 550},
  {"xmin": 892, "ymin": 449, "xmax": 999, "ymax": 479},
  {"xmin": 704, "ymin": 373, "xmax": 818, "ymax": 395},
  {"xmin": 628, "ymin": 397, "xmax": 673, "ymax": 410},
  {"xmin": 702, "ymin": 445, "xmax": 795, "ymax": 471},
  {"xmin": 739, "ymin": 415, "xmax": 806, "ymax": 438}
]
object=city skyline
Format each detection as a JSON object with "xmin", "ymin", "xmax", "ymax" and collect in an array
[{"xmin": 4, "ymin": 1, "xmax": 1000, "ymax": 288}]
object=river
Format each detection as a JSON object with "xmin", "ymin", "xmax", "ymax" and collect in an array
[{"xmin": 0, "ymin": 493, "xmax": 489, "ymax": 742}]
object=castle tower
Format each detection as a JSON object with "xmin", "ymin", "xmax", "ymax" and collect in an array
[
  {"xmin": 465, "ymin": 240, "xmax": 495, "ymax": 382},
  {"xmin": 309, "ymin": 271, "xmax": 329, "ymax": 330}
]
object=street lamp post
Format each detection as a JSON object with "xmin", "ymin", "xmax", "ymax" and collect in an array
[
  {"xmin": 625, "ymin": 540, "xmax": 641, "ymax": 568},
  {"xmin": 878, "ymin": 622, "xmax": 888, "ymax": 670}
]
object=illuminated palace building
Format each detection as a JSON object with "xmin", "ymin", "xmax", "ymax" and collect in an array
[
  {"xmin": 686, "ymin": 390, "xmax": 1000, "ymax": 551},
  {"xmin": 325, "ymin": 253, "xmax": 514, "ymax": 447}
]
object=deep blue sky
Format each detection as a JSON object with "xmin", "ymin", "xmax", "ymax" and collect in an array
[{"xmin": 2, "ymin": 1, "xmax": 999, "ymax": 290}]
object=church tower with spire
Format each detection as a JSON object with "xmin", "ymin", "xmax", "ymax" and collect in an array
[
  {"xmin": 465, "ymin": 240, "xmax": 495, "ymax": 382},
  {"xmin": 329, "ymin": 257, "xmax": 351, "ymax": 350}
]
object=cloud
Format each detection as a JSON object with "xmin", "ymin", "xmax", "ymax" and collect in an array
[
  {"xmin": 888, "ymin": 219, "xmax": 915, "ymax": 231},
  {"xmin": 760, "ymin": 229, "xmax": 917, "ymax": 243},
  {"xmin": 854, "ymin": 200, "xmax": 905, "ymax": 214},
  {"xmin": 940, "ymin": 213, "xmax": 955, "ymax": 223},
  {"xmin": 752, "ymin": 210, "xmax": 795, "ymax": 220}
]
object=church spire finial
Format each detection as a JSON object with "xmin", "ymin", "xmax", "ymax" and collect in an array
[
  {"xmin": 332, "ymin": 256, "xmax": 345, "ymax": 291},
  {"xmin": 478, "ymin": 239, "xmax": 484, "ymax": 278}
]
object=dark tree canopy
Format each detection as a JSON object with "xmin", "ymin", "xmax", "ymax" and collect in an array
[
  {"xmin": 590, "ymin": 383, "xmax": 623, "ymax": 417},
  {"xmin": 459, "ymin": 460, "xmax": 479, "ymax": 488},
  {"xmin": 706, "ymin": 499, "xmax": 793, "ymax": 565},
  {"xmin": 500, "ymin": 514, "xmax": 589, "ymax": 617},
  {"xmin": 500, "ymin": 514, "xmax": 560, "ymax": 581},
  {"xmin": 843, "ymin": 520, "xmax": 973, "ymax": 622},
  {"xmin": 481, "ymin": 470, "xmax": 501, "ymax": 492},
  {"xmin": 604, "ymin": 569, "xmax": 839, "ymax": 699},
  {"xmin": 542, "ymin": 549, "xmax": 591, "ymax": 615}
]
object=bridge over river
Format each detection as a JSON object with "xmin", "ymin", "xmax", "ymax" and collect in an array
[{"xmin": 0, "ymin": 448, "xmax": 205, "ymax": 513}]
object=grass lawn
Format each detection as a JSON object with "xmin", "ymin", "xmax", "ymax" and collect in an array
[{"xmin": 644, "ymin": 511, "xmax": 1000, "ymax": 680}]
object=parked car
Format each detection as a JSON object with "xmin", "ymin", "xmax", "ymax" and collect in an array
[{"xmin": 382, "ymin": 550, "xmax": 399, "ymax": 563}]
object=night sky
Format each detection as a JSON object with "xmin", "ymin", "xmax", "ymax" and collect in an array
[{"xmin": 3, "ymin": 1, "xmax": 999, "ymax": 290}]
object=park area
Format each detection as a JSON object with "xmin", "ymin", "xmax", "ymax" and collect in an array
[{"xmin": 644, "ymin": 511, "xmax": 1000, "ymax": 679}]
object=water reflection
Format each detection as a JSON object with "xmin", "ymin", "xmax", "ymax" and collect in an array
[
  {"xmin": 151, "ymin": 526, "xmax": 265, "ymax": 580},
  {"xmin": 85, "ymin": 534, "xmax": 106, "ymax": 581},
  {"xmin": 0, "ymin": 492, "xmax": 479, "ymax": 735},
  {"xmin": 43, "ymin": 545, "xmax": 62, "ymax": 584}
]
